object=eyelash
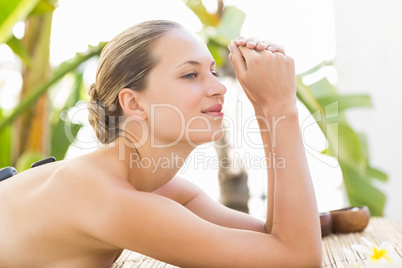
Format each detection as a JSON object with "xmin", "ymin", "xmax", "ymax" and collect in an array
[
  {"xmin": 183, "ymin": 73, "xmax": 198, "ymax": 79},
  {"xmin": 212, "ymin": 70, "xmax": 220, "ymax": 77},
  {"xmin": 183, "ymin": 71, "xmax": 220, "ymax": 79}
]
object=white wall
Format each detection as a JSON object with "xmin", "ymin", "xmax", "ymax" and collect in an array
[{"xmin": 333, "ymin": 0, "xmax": 402, "ymax": 221}]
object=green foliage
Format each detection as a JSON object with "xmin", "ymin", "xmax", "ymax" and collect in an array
[
  {"xmin": 0, "ymin": 43, "xmax": 105, "ymax": 166},
  {"xmin": 0, "ymin": 0, "xmax": 40, "ymax": 44},
  {"xmin": 0, "ymin": 0, "xmax": 56, "ymax": 65},
  {"xmin": 29, "ymin": 0, "xmax": 57, "ymax": 16},
  {"xmin": 207, "ymin": 6, "xmax": 245, "ymax": 66},
  {"xmin": 50, "ymin": 72, "xmax": 84, "ymax": 160},
  {"xmin": 297, "ymin": 65, "xmax": 387, "ymax": 216},
  {"xmin": 6, "ymin": 35, "xmax": 31, "ymax": 66},
  {"xmin": 0, "ymin": 110, "xmax": 11, "ymax": 168},
  {"xmin": 186, "ymin": 0, "xmax": 246, "ymax": 66},
  {"xmin": 15, "ymin": 151, "xmax": 44, "ymax": 171},
  {"xmin": 185, "ymin": 0, "xmax": 220, "ymax": 27},
  {"xmin": 215, "ymin": 6, "xmax": 245, "ymax": 45},
  {"xmin": 0, "ymin": 0, "xmax": 105, "ymax": 167},
  {"xmin": 0, "ymin": 42, "xmax": 107, "ymax": 132}
]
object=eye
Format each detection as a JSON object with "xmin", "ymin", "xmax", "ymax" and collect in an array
[
  {"xmin": 183, "ymin": 72, "xmax": 198, "ymax": 79},
  {"xmin": 211, "ymin": 70, "xmax": 220, "ymax": 77}
]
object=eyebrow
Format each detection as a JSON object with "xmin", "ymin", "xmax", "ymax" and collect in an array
[{"xmin": 175, "ymin": 60, "xmax": 216, "ymax": 69}]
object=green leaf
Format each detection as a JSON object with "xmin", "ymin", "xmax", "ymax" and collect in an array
[
  {"xmin": 357, "ymin": 133, "xmax": 369, "ymax": 164},
  {"xmin": 15, "ymin": 151, "xmax": 44, "ymax": 171},
  {"xmin": 206, "ymin": 40, "xmax": 226, "ymax": 66},
  {"xmin": 367, "ymin": 166, "xmax": 388, "ymax": 182},
  {"xmin": 215, "ymin": 6, "xmax": 246, "ymax": 45},
  {"xmin": 0, "ymin": 0, "xmax": 41, "ymax": 44},
  {"xmin": 51, "ymin": 118, "xmax": 81, "ymax": 160},
  {"xmin": 316, "ymin": 94, "xmax": 372, "ymax": 111},
  {"xmin": 296, "ymin": 77, "xmax": 322, "ymax": 116},
  {"xmin": 297, "ymin": 60, "xmax": 332, "ymax": 77},
  {"xmin": 337, "ymin": 123, "xmax": 366, "ymax": 166},
  {"xmin": 342, "ymin": 162, "xmax": 386, "ymax": 216},
  {"xmin": 309, "ymin": 77, "xmax": 337, "ymax": 99},
  {"xmin": 6, "ymin": 34, "xmax": 31, "ymax": 65},
  {"xmin": 51, "ymin": 72, "xmax": 84, "ymax": 160},
  {"xmin": 185, "ymin": 0, "xmax": 219, "ymax": 27},
  {"xmin": 29, "ymin": 0, "xmax": 57, "ymax": 16},
  {"xmin": 296, "ymin": 62, "xmax": 388, "ymax": 216},
  {"xmin": 0, "ymin": 110, "xmax": 11, "ymax": 167},
  {"xmin": 0, "ymin": 42, "xmax": 107, "ymax": 132}
]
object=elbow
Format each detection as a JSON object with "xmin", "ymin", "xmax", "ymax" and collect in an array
[
  {"xmin": 305, "ymin": 252, "xmax": 322, "ymax": 268},
  {"xmin": 285, "ymin": 239, "xmax": 321, "ymax": 267},
  {"xmin": 299, "ymin": 244, "xmax": 322, "ymax": 267},
  {"xmin": 282, "ymin": 249, "xmax": 322, "ymax": 267}
]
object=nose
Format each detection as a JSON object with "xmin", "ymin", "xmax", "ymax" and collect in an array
[{"xmin": 206, "ymin": 79, "xmax": 227, "ymax": 99}]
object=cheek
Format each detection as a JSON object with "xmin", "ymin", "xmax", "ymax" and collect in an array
[
  {"xmin": 184, "ymin": 116, "xmax": 224, "ymax": 144},
  {"xmin": 151, "ymin": 105, "xmax": 186, "ymax": 139},
  {"xmin": 159, "ymin": 88, "xmax": 204, "ymax": 121}
]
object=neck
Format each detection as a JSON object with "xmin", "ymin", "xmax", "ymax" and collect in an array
[{"xmin": 108, "ymin": 137, "xmax": 195, "ymax": 192}]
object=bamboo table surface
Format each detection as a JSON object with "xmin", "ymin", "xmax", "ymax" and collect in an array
[{"xmin": 112, "ymin": 217, "xmax": 402, "ymax": 268}]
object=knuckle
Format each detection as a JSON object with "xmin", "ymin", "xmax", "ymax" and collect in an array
[{"xmin": 261, "ymin": 50, "xmax": 274, "ymax": 60}]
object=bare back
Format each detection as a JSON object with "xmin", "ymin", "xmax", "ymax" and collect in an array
[{"xmin": 0, "ymin": 153, "xmax": 124, "ymax": 267}]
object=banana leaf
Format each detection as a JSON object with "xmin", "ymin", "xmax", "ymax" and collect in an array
[
  {"xmin": 297, "ymin": 65, "xmax": 387, "ymax": 216},
  {"xmin": 0, "ymin": 0, "xmax": 40, "ymax": 44},
  {"xmin": 185, "ymin": 0, "xmax": 220, "ymax": 27},
  {"xmin": 0, "ymin": 42, "xmax": 107, "ymax": 132},
  {"xmin": 50, "ymin": 71, "xmax": 84, "ymax": 160},
  {"xmin": 0, "ymin": 110, "xmax": 11, "ymax": 167}
]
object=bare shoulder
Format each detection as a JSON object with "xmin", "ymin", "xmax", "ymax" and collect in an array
[{"xmin": 0, "ymin": 152, "xmax": 132, "ymax": 266}]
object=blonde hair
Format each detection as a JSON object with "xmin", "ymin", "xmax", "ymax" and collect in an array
[{"xmin": 88, "ymin": 20, "xmax": 182, "ymax": 144}]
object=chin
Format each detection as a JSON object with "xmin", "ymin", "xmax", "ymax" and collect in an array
[{"xmin": 185, "ymin": 127, "xmax": 224, "ymax": 147}]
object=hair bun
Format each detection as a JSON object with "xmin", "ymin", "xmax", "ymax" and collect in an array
[{"xmin": 88, "ymin": 83, "xmax": 98, "ymax": 100}]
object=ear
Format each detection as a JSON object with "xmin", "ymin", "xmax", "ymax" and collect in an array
[{"xmin": 118, "ymin": 88, "xmax": 147, "ymax": 120}]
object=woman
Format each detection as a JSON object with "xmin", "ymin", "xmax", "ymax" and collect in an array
[{"xmin": 0, "ymin": 20, "xmax": 321, "ymax": 267}]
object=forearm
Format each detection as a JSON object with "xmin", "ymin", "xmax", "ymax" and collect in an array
[
  {"xmin": 263, "ymin": 107, "xmax": 320, "ymax": 251},
  {"xmin": 253, "ymin": 105, "xmax": 274, "ymax": 233}
]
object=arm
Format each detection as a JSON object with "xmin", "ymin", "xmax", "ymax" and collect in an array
[
  {"xmin": 232, "ymin": 38, "xmax": 287, "ymax": 233},
  {"xmin": 153, "ymin": 176, "xmax": 266, "ymax": 233},
  {"xmin": 228, "ymin": 39, "xmax": 321, "ymax": 260},
  {"xmin": 83, "ymin": 185, "xmax": 320, "ymax": 267}
]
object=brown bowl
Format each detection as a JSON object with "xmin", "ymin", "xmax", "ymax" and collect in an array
[
  {"xmin": 330, "ymin": 206, "xmax": 370, "ymax": 233},
  {"xmin": 319, "ymin": 212, "xmax": 333, "ymax": 237}
]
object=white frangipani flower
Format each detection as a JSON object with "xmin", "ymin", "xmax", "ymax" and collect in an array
[{"xmin": 343, "ymin": 237, "xmax": 402, "ymax": 268}]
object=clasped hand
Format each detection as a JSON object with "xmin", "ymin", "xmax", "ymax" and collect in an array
[{"xmin": 228, "ymin": 37, "xmax": 297, "ymax": 113}]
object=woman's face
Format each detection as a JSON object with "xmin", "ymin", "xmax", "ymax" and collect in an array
[{"xmin": 140, "ymin": 28, "xmax": 227, "ymax": 148}]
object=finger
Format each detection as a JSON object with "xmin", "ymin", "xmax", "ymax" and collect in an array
[
  {"xmin": 255, "ymin": 40, "xmax": 272, "ymax": 51},
  {"xmin": 228, "ymin": 42, "xmax": 247, "ymax": 75},
  {"xmin": 255, "ymin": 42, "xmax": 268, "ymax": 51},
  {"xmin": 238, "ymin": 45, "xmax": 259, "ymax": 63},
  {"xmin": 246, "ymin": 37, "xmax": 257, "ymax": 49},
  {"xmin": 267, "ymin": 43, "xmax": 286, "ymax": 55},
  {"xmin": 236, "ymin": 36, "xmax": 247, "ymax": 46}
]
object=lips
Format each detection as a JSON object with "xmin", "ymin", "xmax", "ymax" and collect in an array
[
  {"xmin": 202, "ymin": 103, "xmax": 224, "ymax": 118},
  {"xmin": 202, "ymin": 103, "xmax": 223, "ymax": 113}
]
